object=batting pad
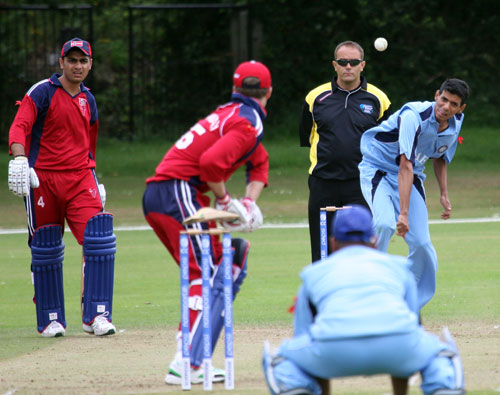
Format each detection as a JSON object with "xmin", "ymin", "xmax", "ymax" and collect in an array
[
  {"xmin": 31, "ymin": 225, "xmax": 66, "ymax": 333},
  {"xmin": 82, "ymin": 213, "xmax": 116, "ymax": 325},
  {"xmin": 190, "ymin": 238, "xmax": 249, "ymax": 367}
]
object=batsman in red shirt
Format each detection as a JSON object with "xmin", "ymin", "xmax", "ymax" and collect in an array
[
  {"xmin": 8, "ymin": 38, "xmax": 116, "ymax": 338},
  {"xmin": 143, "ymin": 61, "xmax": 272, "ymax": 385}
]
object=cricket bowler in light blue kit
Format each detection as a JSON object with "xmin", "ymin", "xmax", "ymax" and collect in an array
[
  {"xmin": 262, "ymin": 205, "xmax": 465, "ymax": 395},
  {"xmin": 358, "ymin": 79, "xmax": 469, "ymax": 309}
]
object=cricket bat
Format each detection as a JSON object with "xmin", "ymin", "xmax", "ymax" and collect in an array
[{"xmin": 182, "ymin": 207, "xmax": 240, "ymax": 225}]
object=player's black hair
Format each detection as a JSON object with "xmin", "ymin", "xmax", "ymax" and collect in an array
[{"xmin": 439, "ymin": 78, "xmax": 470, "ymax": 105}]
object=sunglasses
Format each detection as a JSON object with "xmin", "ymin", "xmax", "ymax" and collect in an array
[{"xmin": 335, "ymin": 59, "xmax": 363, "ymax": 67}]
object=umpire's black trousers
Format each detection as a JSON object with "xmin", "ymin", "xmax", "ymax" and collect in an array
[{"xmin": 307, "ymin": 174, "xmax": 370, "ymax": 262}]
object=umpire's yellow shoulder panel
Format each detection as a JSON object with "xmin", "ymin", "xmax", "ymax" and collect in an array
[
  {"xmin": 305, "ymin": 82, "xmax": 331, "ymax": 111},
  {"xmin": 305, "ymin": 82, "xmax": 331, "ymax": 174},
  {"xmin": 366, "ymin": 83, "xmax": 391, "ymax": 120},
  {"xmin": 309, "ymin": 122, "xmax": 319, "ymax": 174}
]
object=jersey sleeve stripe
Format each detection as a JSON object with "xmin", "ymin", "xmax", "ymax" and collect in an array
[{"xmin": 27, "ymin": 79, "xmax": 49, "ymax": 96}]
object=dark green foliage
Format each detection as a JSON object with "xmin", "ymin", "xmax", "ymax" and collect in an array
[
  {"xmin": 252, "ymin": 0, "xmax": 500, "ymax": 130},
  {"xmin": 1, "ymin": 0, "xmax": 498, "ymax": 142}
]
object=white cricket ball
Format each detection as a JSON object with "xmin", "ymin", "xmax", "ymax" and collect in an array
[{"xmin": 374, "ymin": 37, "xmax": 388, "ymax": 52}]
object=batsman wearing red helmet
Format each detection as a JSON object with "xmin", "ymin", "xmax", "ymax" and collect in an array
[{"xmin": 143, "ymin": 60, "xmax": 272, "ymax": 385}]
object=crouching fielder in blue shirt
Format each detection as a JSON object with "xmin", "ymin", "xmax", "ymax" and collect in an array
[
  {"xmin": 263, "ymin": 205, "xmax": 464, "ymax": 395},
  {"xmin": 358, "ymin": 79, "xmax": 469, "ymax": 309}
]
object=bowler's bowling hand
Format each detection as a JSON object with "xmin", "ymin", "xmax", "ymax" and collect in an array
[
  {"xmin": 396, "ymin": 213, "xmax": 409, "ymax": 238},
  {"xmin": 440, "ymin": 195, "xmax": 452, "ymax": 220}
]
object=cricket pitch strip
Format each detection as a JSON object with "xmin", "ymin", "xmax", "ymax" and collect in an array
[{"xmin": 0, "ymin": 321, "xmax": 498, "ymax": 394}]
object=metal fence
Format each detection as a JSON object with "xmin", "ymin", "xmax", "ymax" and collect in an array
[
  {"xmin": 0, "ymin": 5, "xmax": 93, "ymax": 143},
  {"xmin": 0, "ymin": 3, "xmax": 250, "ymax": 142},
  {"xmin": 128, "ymin": 4, "xmax": 250, "ymax": 139}
]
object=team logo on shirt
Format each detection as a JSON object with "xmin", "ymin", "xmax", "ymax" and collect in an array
[
  {"xmin": 78, "ymin": 97, "xmax": 88, "ymax": 117},
  {"xmin": 89, "ymin": 188, "xmax": 97, "ymax": 198},
  {"xmin": 360, "ymin": 104, "xmax": 374, "ymax": 114},
  {"xmin": 437, "ymin": 145, "xmax": 448, "ymax": 153}
]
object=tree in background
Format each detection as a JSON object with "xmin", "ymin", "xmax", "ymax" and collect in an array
[{"xmin": 1, "ymin": 0, "xmax": 498, "ymax": 142}]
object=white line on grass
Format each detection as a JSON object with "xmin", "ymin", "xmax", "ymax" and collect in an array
[{"xmin": 1, "ymin": 217, "xmax": 499, "ymax": 235}]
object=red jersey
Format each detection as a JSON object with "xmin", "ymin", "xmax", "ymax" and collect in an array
[
  {"xmin": 147, "ymin": 93, "xmax": 269, "ymax": 192},
  {"xmin": 9, "ymin": 73, "xmax": 99, "ymax": 171}
]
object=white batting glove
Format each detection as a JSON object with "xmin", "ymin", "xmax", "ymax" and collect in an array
[
  {"xmin": 239, "ymin": 197, "xmax": 263, "ymax": 232},
  {"xmin": 8, "ymin": 156, "xmax": 39, "ymax": 197},
  {"xmin": 215, "ymin": 193, "xmax": 251, "ymax": 228},
  {"xmin": 98, "ymin": 184, "xmax": 106, "ymax": 207},
  {"xmin": 218, "ymin": 195, "xmax": 263, "ymax": 233}
]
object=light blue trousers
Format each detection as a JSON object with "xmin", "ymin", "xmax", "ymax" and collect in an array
[
  {"xmin": 359, "ymin": 164, "xmax": 438, "ymax": 309},
  {"xmin": 280, "ymin": 328, "xmax": 441, "ymax": 379},
  {"xmin": 277, "ymin": 329, "xmax": 457, "ymax": 394}
]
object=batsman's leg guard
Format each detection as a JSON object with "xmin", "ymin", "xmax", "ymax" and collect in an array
[
  {"xmin": 82, "ymin": 213, "xmax": 116, "ymax": 325},
  {"xmin": 421, "ymin": 328, "xmax": 465, "ymax": 395},
  {"xmin": 190, "ymin": 238, "xmax": 249, "ymax": 367},
  {"xmin": 31, "ymin": 225, "xmax": 66, "ymax": 333},
  {"xmin": 227, "ymin": 238, "xmax": 249, "ymax": 295},
  {"xmin": 262, "ymin": 341, "xmax": 321, "ymax": 395}
]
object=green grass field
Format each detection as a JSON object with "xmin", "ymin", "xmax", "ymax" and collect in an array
[
  {"xmin": 1, "ymin": 127, "xmax": 499, "ymax": 393},
  {"xmin": 1, "ymin": 224, "xmax": 499, "ymax": 393},
  {"xmin": 1, "ymin": 127, "xmax": 499, "ymax": 228}
]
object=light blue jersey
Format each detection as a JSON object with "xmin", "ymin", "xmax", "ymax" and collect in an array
[
  {"xmin": 263, "ymin": 203, "xmax": 466, "ymax": 394},
  {"xmin": 358, "ymin": 100, "xmax": 465, "ymax": 309},
  {"xmin": 296, "ymin": 245, "xmax": 419, "ymax": 340},
  {"xmin": 266, "ymin": 245, "xmax": 462, "ymax": 390},
  {"xmin": 360, "ymin": 101, "xmax": 464, "ymax": 180}
]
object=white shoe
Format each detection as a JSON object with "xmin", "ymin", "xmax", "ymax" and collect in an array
[
  {"xmin": 83, "ymin": 313, "xmax": 116, "ymax": 336},
  {"xmin": 41, "ymin": 321, "xmax": 65, "ymax": 338},
  {"xmin": 164, "ymin": 356, "xmax": 225, "ymax": 385}
]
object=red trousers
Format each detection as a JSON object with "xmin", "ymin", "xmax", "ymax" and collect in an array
[{"xmin": 26, "ymin": 168, "xmax": 104, "ymax": 244}]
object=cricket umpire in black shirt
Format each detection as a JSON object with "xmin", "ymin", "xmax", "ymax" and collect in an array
[{"xmin": 299, "ymin": 41, "xmax": 391, "ymax": 262}]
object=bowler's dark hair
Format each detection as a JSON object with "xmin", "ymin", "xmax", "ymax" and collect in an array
[{"xmin": 439, "ymin": 78, "xmax": 470, "ymax": 105}]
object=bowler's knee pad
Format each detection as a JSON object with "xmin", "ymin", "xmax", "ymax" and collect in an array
[
  {"xmin": 190, "ymin": 238, "xmax": 249, "ymax": 367},
  {"xmin": 421, "ymin": 328, "xmax": 465, "ymax": 395},
  {"xmin": 262, "ymin": 341, "xmax": 321, "ymax": 395},
  {"xmin": 82, "ymin": 213, "xmax": 116, "ymax": 324},
  {"xmin": 31, "ymin": 225, "xmax": 65, "ymax": 333}
]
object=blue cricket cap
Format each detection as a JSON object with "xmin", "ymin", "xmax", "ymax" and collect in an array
[{"xmin": 332, "ymin": 204, "xmax": 375, "ymax": 243}]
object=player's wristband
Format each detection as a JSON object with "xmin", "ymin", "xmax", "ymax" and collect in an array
[
  {"xmin": 241, "ymin": 197, "xmax": 255, "ymax": 204},
  {"xmin": 216, "ymin": 193, "xmax": 231, "ymax": 205}
]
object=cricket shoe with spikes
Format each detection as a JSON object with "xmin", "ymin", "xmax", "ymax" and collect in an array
[
  {"xmin": 41, "ymin": 321, "xmax": 66, "ymax": 338},
  {"xmin": 165, "ymin": 355, "xmax": 225, "ymax": 385},
  {"xmin": 83, "ymin": 312, "xmax": 116, "ymax": 336}
]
